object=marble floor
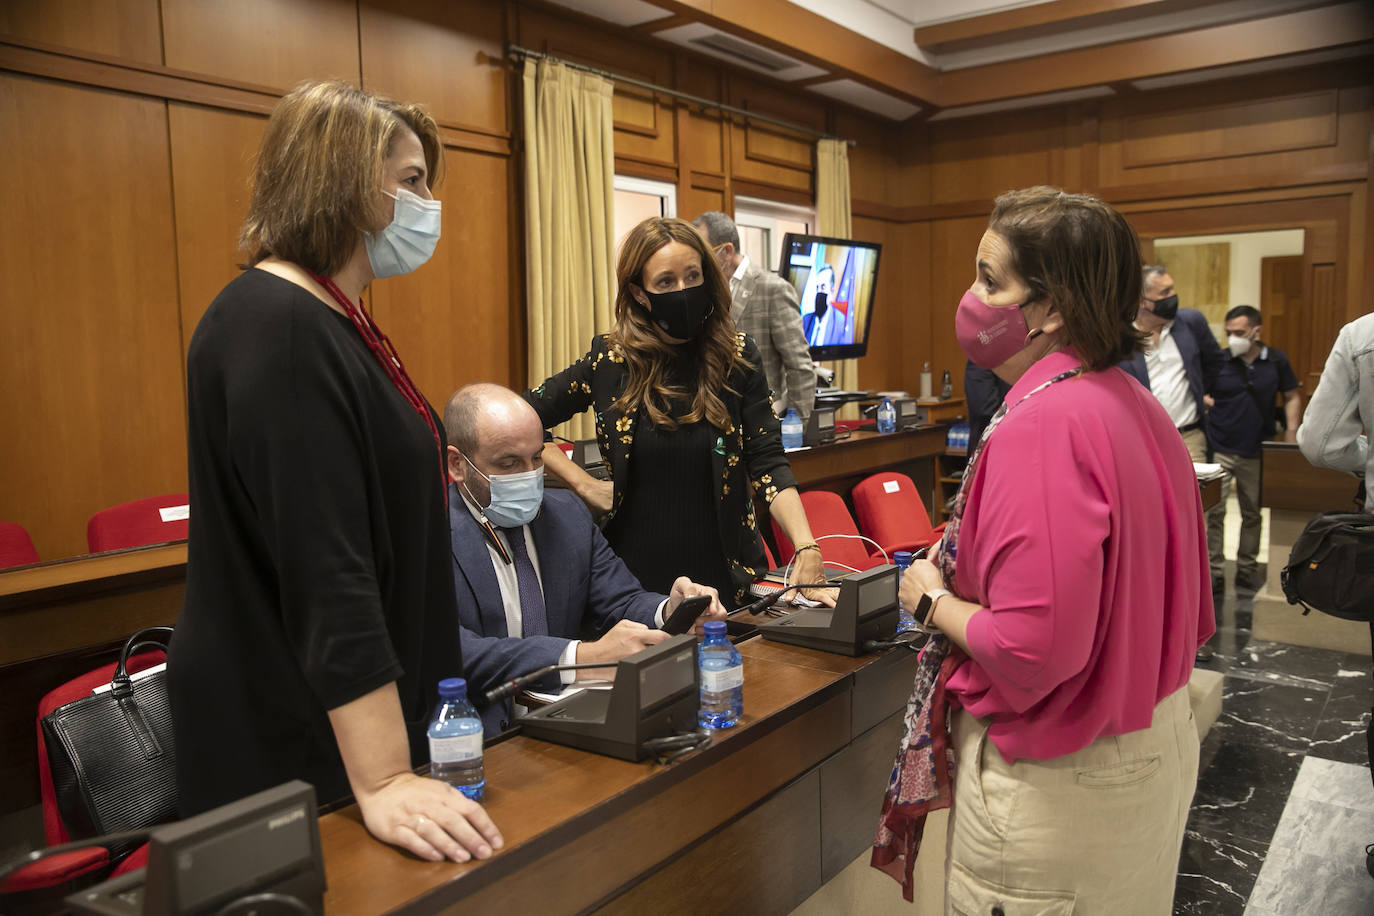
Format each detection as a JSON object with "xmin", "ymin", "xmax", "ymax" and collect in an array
[{"xmin": 1174, "ymin": 555, "xmax": 1374, "ymax": 915}]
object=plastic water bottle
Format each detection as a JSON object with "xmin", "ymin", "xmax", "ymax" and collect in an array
[
  {"xmin": 781, "ymin": 408, "xmax": 804, "ymax": 450},
  {"xmin": 428, "ymin": 678, "xmax": 485, "ymax": 800},
  {"xmin": 876, "ymin": 397, "xmax": 897, "ymax": 434},
  {"xmin": 698, "ymin": 621, "xmax": 743, "ymax": 729},
  {"xmin": 893, "ymin": 551, "xmax": 916, "ymax": 632}
]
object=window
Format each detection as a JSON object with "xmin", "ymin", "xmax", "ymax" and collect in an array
[
  {"xmin": 613, "ymin": 175, "xmax": 676, "ymax": 257},
  {"xmin": 734, "ymin": 196, "xmax": 814, "ymax": 273}
]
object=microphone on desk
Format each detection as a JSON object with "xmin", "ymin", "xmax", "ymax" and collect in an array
[
  {"xmin": 479, "ymin": 662, "xmax": 612, "ymax": 707},
  {"xmin": 734, "ymin": 583, "xmax": 813, "ymax": 617}
]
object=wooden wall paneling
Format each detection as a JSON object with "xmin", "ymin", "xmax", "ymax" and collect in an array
[
  {"xmin": 926, "ymin": 216, "xmax": 989, "ymax": 400},
  {"xmin": 1260, "ymin": 254, "xmax": 1306, "ymax": 388},
  {"xmin": 0, "ymin": 75, "xmax": 187, "ymax": 561},
  {"xmin": 726, "ymin": 75, "xmax": 820, "ymax": 194},
  {"xmin": 1122, "ymin": 91, "xmax": 1339, "ymax": 169},
  {"xmin": 370, "ymin": 146, "xmax": 517, "ymax": 402},
  {"xmin": 1096, "ymin": 71, "xmax": 1373, "ymax": 197},
  {"xmin": 168, "ymin": 104, "xmax": 267, "ymax": 358},
  {"xmin": 161, "ymin": 0, "xmax": 361, "ymax": 92},
  {"xmin": 0, "ymin": 0, "xmax": 163, "ymax": 64},
  {"xmin": 359, "ymin": 0, "xmax": 509, "ymax": 137},
  {"xmin": 1151, "ymin": 242, "xmax": 1230, "ymax": 327},
  {"xmin": 850, "ymin": 217, "xmax": 920, "ymax": 396},
  {"xmin": 927, "ymin": 108, "xmax": 1070, "ymax": 207}
]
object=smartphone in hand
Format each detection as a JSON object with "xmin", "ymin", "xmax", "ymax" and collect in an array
[{"xmin": 662, "ymin": 594, "xmax": 713, "ymax": 636}]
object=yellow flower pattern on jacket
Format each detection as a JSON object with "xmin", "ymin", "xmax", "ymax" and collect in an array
[{"xmin": 522, "ymin": 332, "xmax": 797, "ymax": 605}]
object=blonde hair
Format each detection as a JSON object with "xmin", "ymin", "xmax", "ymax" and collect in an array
[
  {"xmin": 240, "ymin": 79, "xmax": 444, "ymax": 276},
  {"xmin": 609, "ymin": 217, "xmax": 748, "ymax": 430}
]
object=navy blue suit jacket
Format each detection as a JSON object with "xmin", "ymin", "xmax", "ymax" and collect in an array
[
  {"xmin": 448, "ymin": 484, "xmax": 662, "ymax": 733},
  {"xmin": 1119, "ymin": 308, "xmax": 1223, "ymax": 425}
]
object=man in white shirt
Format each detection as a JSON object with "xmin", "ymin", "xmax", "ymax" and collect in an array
[
  {"xmin": 1299, "ymin": 312, "xmax": 1374, "ymax": 512},
  {"xmin": 1120, "ymin": 265, "xmax": 1224, "ymax": 462},
  {"xmin": 443, "ymin": 383, "xmax": 724, "ymax": 733}
]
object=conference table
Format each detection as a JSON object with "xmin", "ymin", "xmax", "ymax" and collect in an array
[{"xmin": 317, "ymin": 635, "xmax": 920, "ymax": 914}]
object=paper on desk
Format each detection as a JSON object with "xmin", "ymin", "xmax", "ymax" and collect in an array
[
  {"xmin": 523, "ymin": 681, "xmax": 614, "ymax": 705},
  {"xmin": 1193, "ymin": 462, "xmax": 1226, "ymax": 482}
]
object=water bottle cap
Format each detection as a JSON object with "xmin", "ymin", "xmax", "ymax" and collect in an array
[
  {"xmin": 893, "ymin": 551, "xmax": 913, "ymax": 563},
  {"xmin": 703, "ymin": 620, "xmax": 727, "ymax": 636},
  {"xmin": 437, "ymin": 677, "xmax": 467, "ymax": 698}
]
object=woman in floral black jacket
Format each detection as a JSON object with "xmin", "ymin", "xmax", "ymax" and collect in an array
[{"xmin": 525, "ymin": 217, "xmax": 825, "ymax": 608}]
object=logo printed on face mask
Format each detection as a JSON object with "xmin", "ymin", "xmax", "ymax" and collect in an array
[
  {"xmin": 365, "ymin": 188, "xmax": 442, "ymax": 279},
  {"xmin": 459, "ymin": 453, "xmax": 544, "ymax": 528},
  {"xmin": 956, "ymin": 290, "xmax": 1034, "ymax": 369}
]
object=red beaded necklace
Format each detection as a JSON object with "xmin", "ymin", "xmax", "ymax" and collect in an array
[{"xmin": 309, "ymin": 271, "xmax": 448, "ymax": 509}]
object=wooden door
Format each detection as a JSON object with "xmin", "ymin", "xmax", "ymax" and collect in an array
[{"xmin": 1260, "ymin": 254, "xmax": 1310, "ymax": 388}]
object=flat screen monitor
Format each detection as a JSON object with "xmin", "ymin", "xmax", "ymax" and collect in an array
[{"xmin": 778, "ymin": 233, "xmax": 882, "ymax": 361}]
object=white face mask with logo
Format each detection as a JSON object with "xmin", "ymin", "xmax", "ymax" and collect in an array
[{"xmin": 364, "ymin": 188, "xmax": 442, "ymax": 278}]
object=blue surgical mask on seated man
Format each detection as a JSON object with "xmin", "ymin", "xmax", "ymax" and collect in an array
[
  {"xmin": 365, "ymin": 187, "xmax": 442, "ymax": 278},
  {"xmin": 460, "ymin": 456, "xmax": 544, "ymax": 528}
]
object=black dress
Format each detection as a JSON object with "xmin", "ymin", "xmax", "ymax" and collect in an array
[
  {"xmin": 605, "ymin": 353, "xmax": 735, "ymax": 598},
  {"xmin": 526, "ymin": 333, "xmax": 797, "ymax": 608},
  {"xmin": 169, "ymin": 269, "xmax": 462, "ymax": 815}
]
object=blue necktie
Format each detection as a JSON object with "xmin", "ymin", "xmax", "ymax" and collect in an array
[{"xmin": 502, "ymin": 527, "xmax": 548, "ymax": 637}]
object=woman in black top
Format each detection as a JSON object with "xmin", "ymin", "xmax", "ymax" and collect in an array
[
  {"xmin": 527, "ymin": 217, "xmax": 825, "ymax": 607},
  {"xmin": 169, "ymin": 80, "xmax": 501, "ymax": 864}
]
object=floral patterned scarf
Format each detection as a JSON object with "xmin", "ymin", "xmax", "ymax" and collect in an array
[{"xmin": 870, "ymin": 368, "xmax": 1080, "ymax": 900}]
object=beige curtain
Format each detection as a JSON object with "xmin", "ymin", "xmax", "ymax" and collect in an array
[
  {"xmin": 522, "ymin": 58, "xmax": 616, "ymax": 441},
  {"xmin": 814, "ymin": 138, "xmax": 859, "ymax": 411}
]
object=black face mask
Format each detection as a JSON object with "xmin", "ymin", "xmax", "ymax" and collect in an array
[
  {"xmin": 814, "ymin": 291, "xmax": 828, "ymax": 320},
  {"xmin": 641, "ymin": 284, "xmax": 714, "ymax": 340},
  {"xmin": 1148, "ymin": 293, "xmax": 1179, "ymax": 320}
]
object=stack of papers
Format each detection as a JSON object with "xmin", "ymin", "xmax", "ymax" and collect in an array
[{"xmin": 1193, "ymin": 462, "xmax": 1226, "ymax": 483}]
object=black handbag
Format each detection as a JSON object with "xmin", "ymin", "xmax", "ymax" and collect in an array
[{"xmin": 40, "ymin": 626, "xmax": 178, "ymax": 859}]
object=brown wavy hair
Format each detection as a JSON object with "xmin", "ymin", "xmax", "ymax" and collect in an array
[
  {"xmin": 609, "ymin": 217, "xmax": 748, "ymax": 430},
  {"xmin": 988, "ymin": 186, "xmax": 1147, "ymax": 371},
  {"xmin": 240, "ymin": 79, "xmax": 445, "ymax": 277}
]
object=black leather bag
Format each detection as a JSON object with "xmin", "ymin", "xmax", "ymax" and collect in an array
[
  {"xmin": 40, "ymin": 627, "xmax": 178, "ymax": 859},
  {"xmin": 1281, "ymin": 511, "xmax": 1374, "ymax": 621}
]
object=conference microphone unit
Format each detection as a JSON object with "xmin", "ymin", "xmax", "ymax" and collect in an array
[
  {"xmin": 480, "ymin": 661, "xmax": 613, "ymax": 707},
  {"xmin": 516, "ymin": 635, "xmax": 700, "ymax": 762},
  {"xmin": 756, "ymin": 564, "xmax": 900, "ymax": 656}
]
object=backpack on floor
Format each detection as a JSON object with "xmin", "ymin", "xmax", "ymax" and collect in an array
[{"xmin": 1280, "ymin": 511, "xmax": 1374, "ymax": 621}]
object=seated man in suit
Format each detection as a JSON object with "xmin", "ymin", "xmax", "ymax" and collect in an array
[{"xmin": 443, "ymin": 383, "xmax": 725, "ymax": 734}]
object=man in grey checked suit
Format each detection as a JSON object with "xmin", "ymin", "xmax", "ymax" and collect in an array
[{"xmin": 694, "ymin": 211, "xmax": 816, "ymax": 421}]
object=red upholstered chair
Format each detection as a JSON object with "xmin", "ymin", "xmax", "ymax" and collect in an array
[
  {"xmin": 771, "ymin": 490, "xmax": 884, "ymax": 574},
  {"xmin": 86, "ymin": 494, "xmax": 189, "ymax": 553},
  {"xmin": 851, "ymin": 472, "xmax": 938, "ymax": 557},
  {"xmin": 0, "ymin": 521, "xmax": 39, "ymax": 568}
]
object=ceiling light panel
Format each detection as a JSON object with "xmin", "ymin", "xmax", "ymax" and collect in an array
[{"xmin": 807, "ymin": 79, "xmax": 923, "ymax": 121}]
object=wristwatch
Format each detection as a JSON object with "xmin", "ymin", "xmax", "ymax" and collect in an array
[{"xmin": 914, "ymin": 588, "xmax": 952, "ymax": 630}]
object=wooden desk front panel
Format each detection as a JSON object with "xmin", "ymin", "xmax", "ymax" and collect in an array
[
  {"xmin": 1260, "ymin": 442, "xmax": 1361, "ymax": 511},
  {"xmin": 319, "ymin": 655, "xmax": 851, "ymax": 914}
]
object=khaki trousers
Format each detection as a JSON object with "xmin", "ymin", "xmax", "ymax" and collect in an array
[
  {"xmin": 1206, "ymin": 451, "xmax": 1262, "ymax": 581},
  {"xmin": 1179, "ymin": 427, "xmax": 1207, "ymax": 462},
  {"xmin": 946, "ymin": 686, "xmax": 1198, "ymax": 915}
]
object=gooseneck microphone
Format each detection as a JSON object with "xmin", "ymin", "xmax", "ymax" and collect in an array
[
  {"xmin": 734, "ymin": 583, "xmax": 817, "ymax": 617},
  {"xmin": 479, "ymin": 662, "xmax": 613, "ymax": 707}
]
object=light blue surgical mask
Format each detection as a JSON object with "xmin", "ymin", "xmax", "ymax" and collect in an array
[
  {"xmin": 460, "ymin": 454, "xmax": 544, "ymax": 528},
  {"xmin": 364, "ymin": 187, "xmax": 442, "ymax": 278}
]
